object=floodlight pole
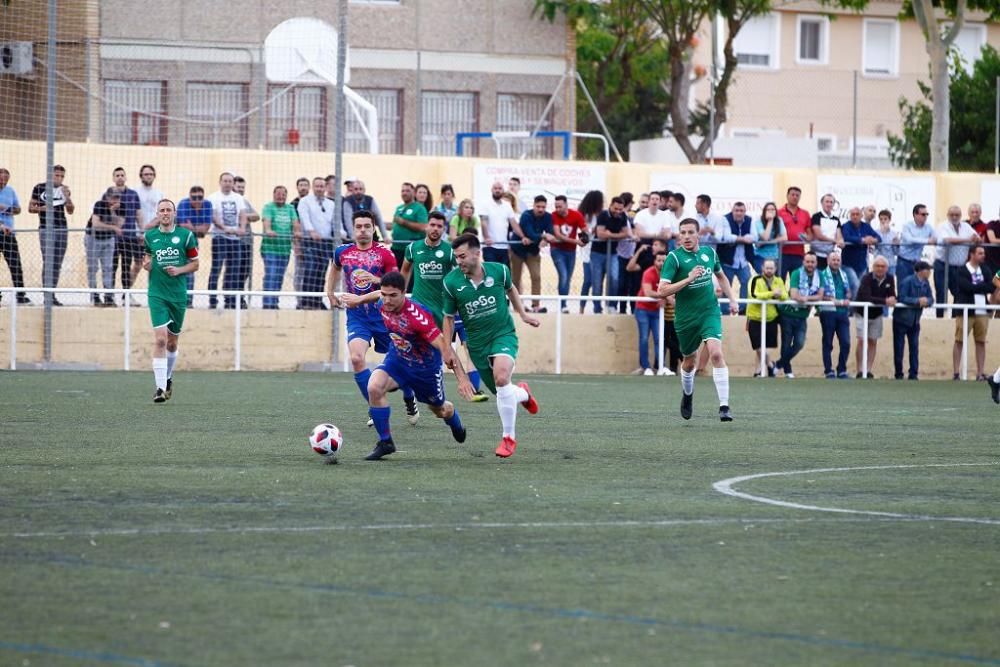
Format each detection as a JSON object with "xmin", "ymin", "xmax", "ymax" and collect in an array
[
  {"xmin": 43, "ymin": 0, "xmax": 57, "ymax": 362},
  {"xmin": 331, "ymin": 0, "xmax": 348, "ymax": 367}
]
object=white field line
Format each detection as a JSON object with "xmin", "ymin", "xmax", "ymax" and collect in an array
[
  {"xmin": 8, "ymin": 517, "xmax": 896, "ymax": 539},
  {"xmin": 713, "ymin": 463, "xmax": 1000, "ymax": 526}
]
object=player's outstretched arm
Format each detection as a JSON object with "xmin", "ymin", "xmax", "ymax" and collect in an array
[
  {"xmin": 715, "ymin": 269, "xmax": 740, "ymax": 315},
  {"xmin": 326, "ymin": 263, "xmax": 343, "ymax": 308},
  {"xmin": 507, "ymin": 286, "xmax": 540, "ymax": 327},
  {"xmin": 340, "ymin": 290, "xmax": 380, "ymax": 308}
]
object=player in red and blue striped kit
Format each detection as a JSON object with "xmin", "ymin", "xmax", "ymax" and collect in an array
[
  {"xmin": 328, "ymin": 211, "xmax": 419, "ymax": 424},
  {"xmin": 341, "ymin": 271, "xmax": 474, "ymax": 461}
]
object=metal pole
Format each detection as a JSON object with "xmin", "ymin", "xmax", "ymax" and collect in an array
[
  {"xmin": 852, "ymin": 70, "xmax": 859, "ymax": 169},
  {"xmin": 43, "ymin": 0, "xmax": 58, "ymax": 362},
  {"xmin": 759, "ymin": 307, "xmax": 767, "ymax": 376},
  {"xmin": 124, "ymin": 295, "xmax": 131, "ymax": 371},
  {"xmin": 555, "ymin": 306, "xmax": 562, "ymax": 375},
  {"xmin": 9, "ymin": 294, "xmax": 16, "ymax": 370},
  {"xmin": 995, "ymin": 75, "xmax": 999, "ymax": 174},
  {"xmin": 657, "ymin": 305, "xmax": 664, "ymax": 372},
  {"xmin": 331, "ymin": 0, "xmax": 349, "ymax": 368},
  {"xmin": 960, "ymin": 306, "xmax": 968, "ymax": 380},
  {"xmin": 235, "ymin": 295, "xmax": 242, "ymax": 371},
  {"xmin": 415, "ymin": 1, "xmax": 422, "ymax": 155},
  {"xmin": 861, "ymin": 303, "xmax": 869, "ymax": 377}
]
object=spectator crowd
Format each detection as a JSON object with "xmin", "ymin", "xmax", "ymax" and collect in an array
[{"xmin": 1, "ymin": 165, "xmax": 999, "ymax": 380}]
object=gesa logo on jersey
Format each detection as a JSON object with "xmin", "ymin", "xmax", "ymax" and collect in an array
[
  {"xmin": 418, "ymin": 261, "xmax": 445, "ymax": 276},
  {"xmin": 155, "ymin": 247, "xmax": 181, "ymax": 261},
  {"xmin": 463, "ymin": 294, "xmax": 498, "ymax": 318}
]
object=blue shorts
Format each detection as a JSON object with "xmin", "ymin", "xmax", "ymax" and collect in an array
[
  {"xmin": 378, "ymin": 356, "xmax": 446, "ymax": 407},
  {"xmin": 347, "ymin": 312, "xmax": 391, "ymax": 354}
]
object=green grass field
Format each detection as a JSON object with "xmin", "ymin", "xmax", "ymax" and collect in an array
[{"xmin": 1, "ymin": 371, "xmax": 998, "ymax": 667}]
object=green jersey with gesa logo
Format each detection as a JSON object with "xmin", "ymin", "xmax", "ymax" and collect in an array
[
  {"xmin": 660, "ymin": 244, "xmax": 722, "ymax": 330},
  {"xmin": 405, "ymin": 238, "xmax": 456, "ymax": 326},
  {"xmin": 144, "ymin": 225, "xmax": 198, "ymax": 303},
  {"xmin": 442, "ymin": 261, "xmax": 515, "ymax": 351}
]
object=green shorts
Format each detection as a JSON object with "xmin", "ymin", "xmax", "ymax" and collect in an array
[
  {"xmin": 675, "ymin": 315, "xmax": 722, "ymax": 357},
  {"xmin": 149, "ymin": 296, "xmax": 187, "ymax": 336},
  {"xmin": 467, "ymin": 332, "xmax": 519, "ymax": 395}
]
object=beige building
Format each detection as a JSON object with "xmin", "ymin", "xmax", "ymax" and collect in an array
[
  {"xmin": 679, "ymin": 1, "xmax": 1000, "ymax": 166},
  {"xmin": 0, "ymin": 0, "xmax": 574, "ymax": 158}
]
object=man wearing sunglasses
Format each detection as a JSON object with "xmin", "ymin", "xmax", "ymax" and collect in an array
[{"xmin": 176, "ymin": 186, "xmax": 213, "ymax": 306}]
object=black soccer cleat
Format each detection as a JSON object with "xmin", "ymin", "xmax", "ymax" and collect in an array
[
  {"xmin": 680, "ymin": 392, "xmax": 693, "ymax": 420},
  {"xmin": 719, "ymin": 405, "xmax": 733, "ymax": 422},
  {"xmin": 153, "ymin": 388, "xmax": 167, "ymax": 404},
  {"xmin": 988, "ymin": 377, "xmax": 1000, "ymax": 404},
  {"xmin": 404, "ymin": 397, "xmax": 420, "ymax": 425},
  {"xmin": 365, "ymin": 439, "xmax": 397, "ymax": 461},
  {"xmin": 451, "ymin": 425, "xmax": 467, "ymax": 444},
  {"xmin": 164, "ymin": 378, "xmax": 173, "ymax": 400}
]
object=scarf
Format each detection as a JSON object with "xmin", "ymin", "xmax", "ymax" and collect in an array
[{"xmin": 820, "ymin": 267, "xmax": 844, "ymax": 312}]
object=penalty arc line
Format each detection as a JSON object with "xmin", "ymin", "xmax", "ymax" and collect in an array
[{"xmin": 713, "ymin": 463, "xmax": 1000, "ymax": 525}]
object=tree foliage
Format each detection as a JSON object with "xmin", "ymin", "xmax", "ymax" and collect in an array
[{"xmin": 888, "ymin": 44, "xmax": 1000, "ymax": 172}]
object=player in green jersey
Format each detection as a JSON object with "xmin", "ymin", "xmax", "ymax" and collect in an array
[
  {"xmin": 401, "ymin": 211, "xmax": 488, "ymax": 402},
  {"xmin": 142, "ymin": 199, "xmax": 199, "ymax": 403},
  {"xmin": 658, "ymin": 218, "xmax": 738, "ymax": 422},
  {"xmin": 442, "ymin": 233, "xmax": 540, "ymax": 458}
]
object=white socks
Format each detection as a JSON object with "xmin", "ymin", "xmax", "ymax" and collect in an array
[
  {"xmin": 496, "ymin": 383, "xmax": 519, "ymax": 439},
  {"xmin": 713, "ymin": 366, "xmax": 730, "ymax": 406},
  {"xmin": 166, "ymin": 351, "xmax": 178, "ymax": 380},
  {"xmin": 153, "ymin": 357, "xmax": 168, "ymax": 391},
  {"xmin": 680, "ymin": 369, "xmax": 695, "ymax": 396},
  {"xmin": 512, "ymin": 384, "xmax": 529, "ymax": 403},
  {"xmin": 994, "ymin": 367, "xmax": 1000, "ymax": 383}
]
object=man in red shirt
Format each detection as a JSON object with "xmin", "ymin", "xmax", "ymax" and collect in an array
[
  {"xmin": 634, "ymin": 251, "xmax": 667, "ymax": 374},
  {"xmin": 777, "ymin": 186, "xmax": 812, "ymax": 282},
  {"xmin": 550, "ymin": 194, "xmax": 588, "ymax": 314}
]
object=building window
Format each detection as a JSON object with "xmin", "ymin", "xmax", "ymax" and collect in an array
[
  {"xmin": 267, "ymin": 85, "xmax": 326, "ymax": 151},
  {"xmin": 796, "ymin": 15, "xmax": 829, "ymax": 65},
  {"xmin": 863, "ymin": 19, "xmax": 898, "ymax": 77},
  {"xmin": 950, "ymin": 23, "xmax": 986, "ymax": 70},
  {"xmin": 103, "ymin": 80, "xmax": 167, "ymax": 145},
  {"xmin": 346, "ymin": 88, "xmax": 403, "ymax": 154},
  {"xmin": 421, "ymin": 91, "xmax": 478, "ymax": 157},
  {"xmin": 734, "ymin": 14, "xmax": 780, "ymax": 69},
  {"xmin": 496, "ymin": 93, "xmax": 554, "ymax": 159},
  {"xmin": 185, "ymin": 82, "xmax": 248, "ymax": 148}
]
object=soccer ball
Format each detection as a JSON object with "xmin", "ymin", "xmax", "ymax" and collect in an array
[{"xmin": 310, "ymin": 423, "xmax": 344, "ymax": 459}]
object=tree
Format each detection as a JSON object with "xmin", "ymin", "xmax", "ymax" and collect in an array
[
  {"xmin": 534, "ymin": 0, "xmax": 673, "ymax": 160},
  {"xmin": 905, "ymin": 0, "xmax": 1000, "ymax": 171},
  {"xmin": 889, "ymin": 44, "xmax": 1000, "ymax": 172}
]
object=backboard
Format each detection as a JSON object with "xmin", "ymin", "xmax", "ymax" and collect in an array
[{"xmin": 264, "ymin": 17, "xmax": 350, "ymax": 85}]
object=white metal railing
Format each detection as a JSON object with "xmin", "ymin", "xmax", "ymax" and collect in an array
[{"xmin": 2, "ymin": 287, "xmax": 998, "ymax": 379}]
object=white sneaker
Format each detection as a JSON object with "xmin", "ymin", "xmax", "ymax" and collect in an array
[
  {"xmin": 643, "ymin": 368, "xmax": 654, "ymax": 376},
  {"xmin": 128, "ymin": 295, "xmax": 140, "ymax": 307},
  {"xmin": 657, "ymin": 367, "xmax": 676, "ymax": 376},
  {"xmin": 366, "ymin": 417, "xmax": 374, "ymax": 428},
  {"xmin": 785, "ymin": 372, "xmax": 795, "ymax": 379},
  {"xmin": 630, "ymin": 367, "xmax": 645, "ymax": 376}
]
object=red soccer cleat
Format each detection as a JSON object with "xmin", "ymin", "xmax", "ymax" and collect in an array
[
  {"xmin": 495, "ymin": 436, "xmax": 518, "ymax": 458},
  {"xmin": 518, "ymin": 382, "xmax": 539, "ymax": 414}
]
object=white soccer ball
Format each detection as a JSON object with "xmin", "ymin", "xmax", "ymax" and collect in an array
[{"xmin": 310, "ymin": 423, "xmax": 344, "ymax": 459}]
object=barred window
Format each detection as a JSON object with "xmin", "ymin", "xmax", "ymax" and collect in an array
[
  {"xmin": 497, "ymin": 93, "xmax": 554, "ymax": 159},
  {"xmin": 421, "ymin": 91, "xmax": 477, "ymax": 157},
  {"xmin": 267, "ymin": 85, "xmax": 327, "ymax": 151},
  {"xmin": 185, "ymin": 82, "xmax": 248, "ymax": 148},
  {"xmin": 103, "ymin": 80, "xmax": 167, "ymax": 145},
  {"xmin": 346, "ymin": 88, "xmax": 402, "ymax": 154}
]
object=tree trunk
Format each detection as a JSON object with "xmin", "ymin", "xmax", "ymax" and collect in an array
[{"xmin": 928, "ymin": 39, "xmax": 951, "ymax": 172}]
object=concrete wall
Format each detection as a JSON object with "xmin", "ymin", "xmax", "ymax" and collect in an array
[{"xmin": 1, "ymin": 305, "xmax": 995, "ymax": 379}]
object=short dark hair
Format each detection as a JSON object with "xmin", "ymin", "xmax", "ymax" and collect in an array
[
  {"xmin": 189, "ymin": 185, "xmax": 204, "ymax": 194},
  {"xmin": 352, "ymin": 209, "xmax": 375, "ymax": 224},
  {"xmin": 452, "ymin": 233, "xmax": 481, "ymax": 251},
  {"xmin": 733, "ymin": 201, "xmax": 746, "ymax": 209},
  {"xmin": 140, "ymin": 164, "xmax": 155, "ymax": 175},
  {"xmin": 428, "ymin": 210, "xmax": 447, "ymax": 222},
  {"xmin": 968, "ymin": 244, "xmax": 982, "ymax": 259},
  {"xmin": 787, "ymin": 186, "xmax": 802, "ymax": 195},
  {"xmin": 296, "ymin": 177, "xmax": 310, "ymax": 186},
  {"xmin": 533, "ymin": 195, "xmax": 547, "ymax": 204},
  {"xmin": 804, "ymin": 250, "xmax": 818, "ymax": 259},
  {"xmin": 912, "ymin": 204, "xmax": 927, "ymax": 216},
  {"xmin": 655, "ymin": 250, "xmax": 668, "ymax": 257},
  {"xmin": 554, "ymin": 195, "xmax": 568, "ymax": 203},
  {"xmin": 440, "ymin": 184, "xmax": 454, "ymax": 195},
  {"xmin": 509, "ymin": 176, "xmax": 521, "ymax": 185},
  {"xmin": 678, "ymin": 217, "xmax": 699, "ymax": 231},
  {"xmin": 325, "ymin": 174, "xmax": 336, "ymax": 182},
  {"xmin": 697, "ymin": 194, "xmax": 712, "ymax": 207},
  {"xmin": 610, "ymin": 196, "xmax": 625, "ymax": 206},
  {"xmin": 234, "ymin": 175, "xmax": 246, "ymax": 184},
  {"xmin": 402, "ymin": 181, "xmax": 415, "ymax": 190},
  {"xmin": 659, "ymin": 190, "xmax": 672, "ymax": 200},
  {"xmin": 113, "ymin": 166, "xmax": 126, "ymax": 175},
  {"xmin": 878, "ymin": 209, "xmax": 892, "ymax": 219},
  {"xmin": 670, "ymin": 192, "xmax": 686, "ymax": 206},
  {"xmin": 53, "ymin": 165, "xmax": 65, "ymax": 173},
  {"xmin": 380, "ymin": 271, "xmax": 407, "ymax": 292},
  {"xmin": 913, "ymin": 260, "xmax": 932, "ymax": 272}
]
